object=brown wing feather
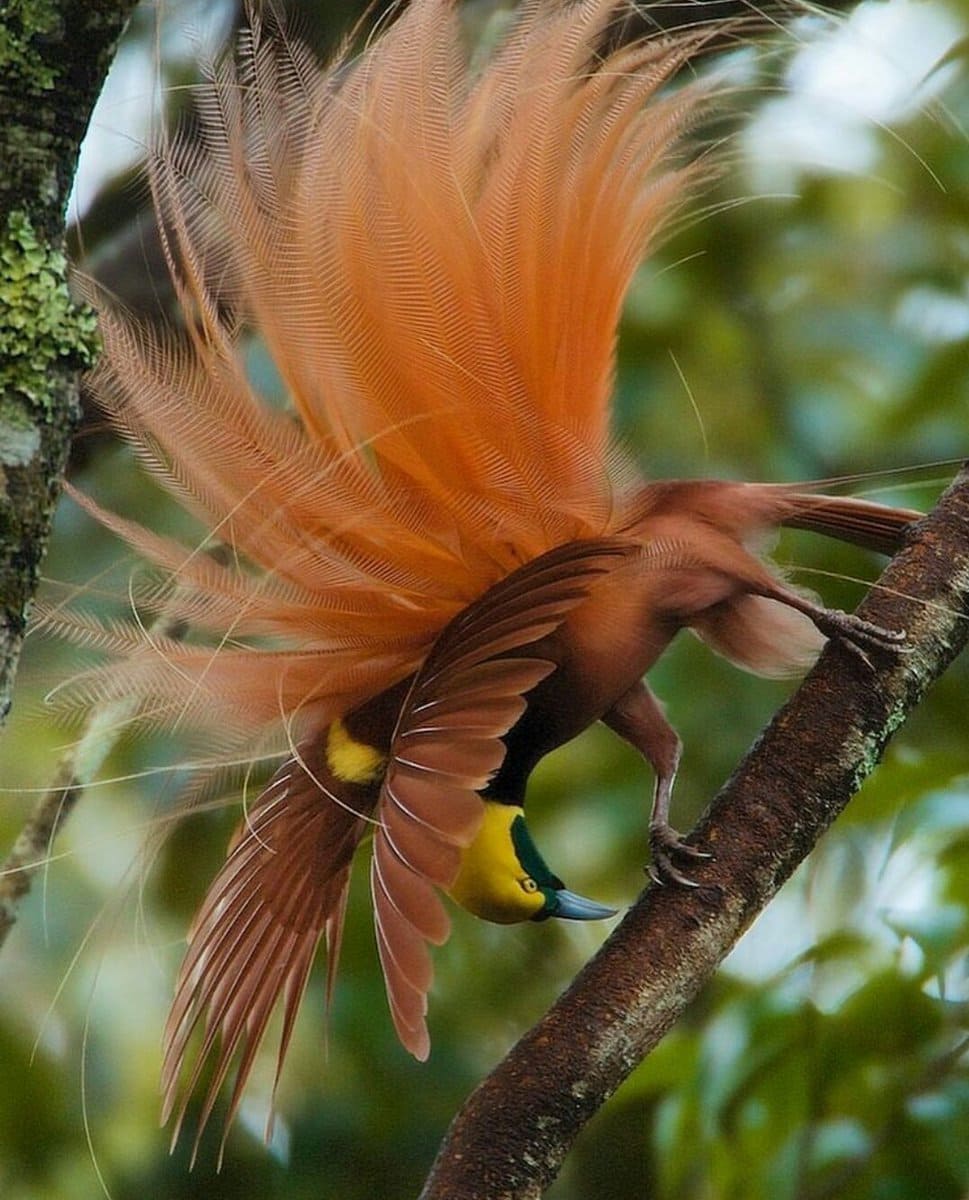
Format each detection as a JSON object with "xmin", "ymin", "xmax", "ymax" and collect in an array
[
  {"xmin": 162, "ymin": 738, "xmax": 372, "ymax": 1162},
  {"xmin": 371, "ymin": 539, "xmax": 634, "ymax": 1054}
]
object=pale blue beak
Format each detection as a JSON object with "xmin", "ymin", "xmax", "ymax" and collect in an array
[{"xmin": 552, "ymin": 889, "xmax": 617, "ymax": 921}]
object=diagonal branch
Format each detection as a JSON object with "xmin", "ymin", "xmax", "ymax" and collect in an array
[{"xmin": 420, "ymin": 465, "xmax": 969, "ymax": 1200}]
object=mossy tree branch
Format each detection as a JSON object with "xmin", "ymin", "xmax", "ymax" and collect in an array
[
  {"xmin": 420, "ymin": 466, "xmax": 969, "ymax": 1200},
  {"xmin": 0, "ymin": 1, "xmax": 137, "ymax": 723},
  {"xmin": 0, "ymin": 1, "xmax": 138, "ymax": 938}
]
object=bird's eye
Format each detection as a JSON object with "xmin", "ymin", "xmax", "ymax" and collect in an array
[{"xmin": 521, "ymin": 877, "xmax": 539, "ymax": 894}]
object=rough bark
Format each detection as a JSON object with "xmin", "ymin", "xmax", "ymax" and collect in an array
[
  {"xmin": 0, "ymin": 0, "xmax": 138, "ymax": 940},
  {"xmin": 0, "ymin": 1, "xmax": 137, "ymax": 725},
  {"xmin": 420, "ymin": 466, "xmax": 969, "ymax": 1200}
]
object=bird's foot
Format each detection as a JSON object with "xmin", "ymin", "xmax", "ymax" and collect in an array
[
  {"xmin": 815, "ymin": 609, "xmax": 907, "ymax": 669},
  {"xmin": 647, "ymin": 821, "xmax": 711, "ymax": 888}
]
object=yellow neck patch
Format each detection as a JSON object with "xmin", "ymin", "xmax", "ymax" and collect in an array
[
  {"xmin": 448, "ymin": 802, "xmax": 546, "ymax": 924},
  {"xmin": 325, "ymin": 718, "xmax": 386, "ymax": 785}
]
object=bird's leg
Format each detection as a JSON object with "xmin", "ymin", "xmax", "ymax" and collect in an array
[
  {"xmin": 602, "ymin": 681, "xmax": 709, "ymax": 887},
  {"xmin": 754, "ymin": 580, "xmax": 907, "ymax": 668}
]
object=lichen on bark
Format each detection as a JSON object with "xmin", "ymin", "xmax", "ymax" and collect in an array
[
  {"xmin": 0, "ymin": 209, "xmax": 99, "ymax": 409},
  {"xmin": 0, "ymin": 0, "xmax": 137, "ymax": 730},
  {"xmin": 0, "ymin": 0, "xmax": 61, "ymax": 92}
]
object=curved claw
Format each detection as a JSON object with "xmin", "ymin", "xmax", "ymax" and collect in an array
[
  {"xmin": 817, "ymin": 610, "xmax": 907, "ymax": 667},
  {"xmin": 648, "ymin": 822, "xmax": 711, "ymax": 888},
  {"xmin": 551, "ymin": 888, "xmax": 617, "ymax": 921}
]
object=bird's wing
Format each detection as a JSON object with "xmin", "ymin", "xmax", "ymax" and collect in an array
[
  {"xmin": 372, "ymin": 538, "xmax": 634, "ymax": 1055},
  {"xmin": 161, "ymin": 738, "xmax": 370, "ymax": 1162}
]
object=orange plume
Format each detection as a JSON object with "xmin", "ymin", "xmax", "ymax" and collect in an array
[{"xmin": 77, "ymin": 0, "xmax": 714, "ymax": 740}]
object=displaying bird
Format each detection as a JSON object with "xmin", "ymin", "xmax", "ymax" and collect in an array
[{"xmin": 68, "ymin": 0, "xmax": 919, "ymax": 1154}]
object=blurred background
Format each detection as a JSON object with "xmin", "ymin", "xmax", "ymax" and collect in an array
[{"xmin": 1, "ymin": 1, "xmax": 967, "ymax": 1196}]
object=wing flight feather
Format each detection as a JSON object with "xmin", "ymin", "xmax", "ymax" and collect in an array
[
  {"xmin": 371, "ymin": 539, "xmax": 633, "ymax": 1053},
  {"xmin": 161, "ymin": 740, "xmax": 370, "ymax": 1162}
]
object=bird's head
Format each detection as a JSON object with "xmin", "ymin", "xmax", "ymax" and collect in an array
[{"xmin": 448, "ymin": 801, "xmax": 616, "ymax": 924}]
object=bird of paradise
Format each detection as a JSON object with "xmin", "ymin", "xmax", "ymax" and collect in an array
[{"xmin": 61, "ymin": 0, "xmax": 917, "ymax": 1156}]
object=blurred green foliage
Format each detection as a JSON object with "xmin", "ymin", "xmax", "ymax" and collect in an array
[{"xmin": 1, "ymin": 1, "xmax": 968, "ymax": 1197}]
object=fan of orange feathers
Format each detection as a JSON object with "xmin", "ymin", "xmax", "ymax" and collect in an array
[{"xmin": 62, "ymin": 0, "xmax": 919, "ymax": 1159}]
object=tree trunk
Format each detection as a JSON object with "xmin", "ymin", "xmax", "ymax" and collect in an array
[
  {"xmin": 0, "ymin": 0, "xmax": 138, "ymax": 938},
  {"xmin": 0, "ymin": 1, "xmax": 137, "ymax": 724}
]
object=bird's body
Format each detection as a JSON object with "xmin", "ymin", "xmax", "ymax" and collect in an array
[{"xmin": 67, "ymin": 0, "xmax": 920, "ymax": 1154}]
